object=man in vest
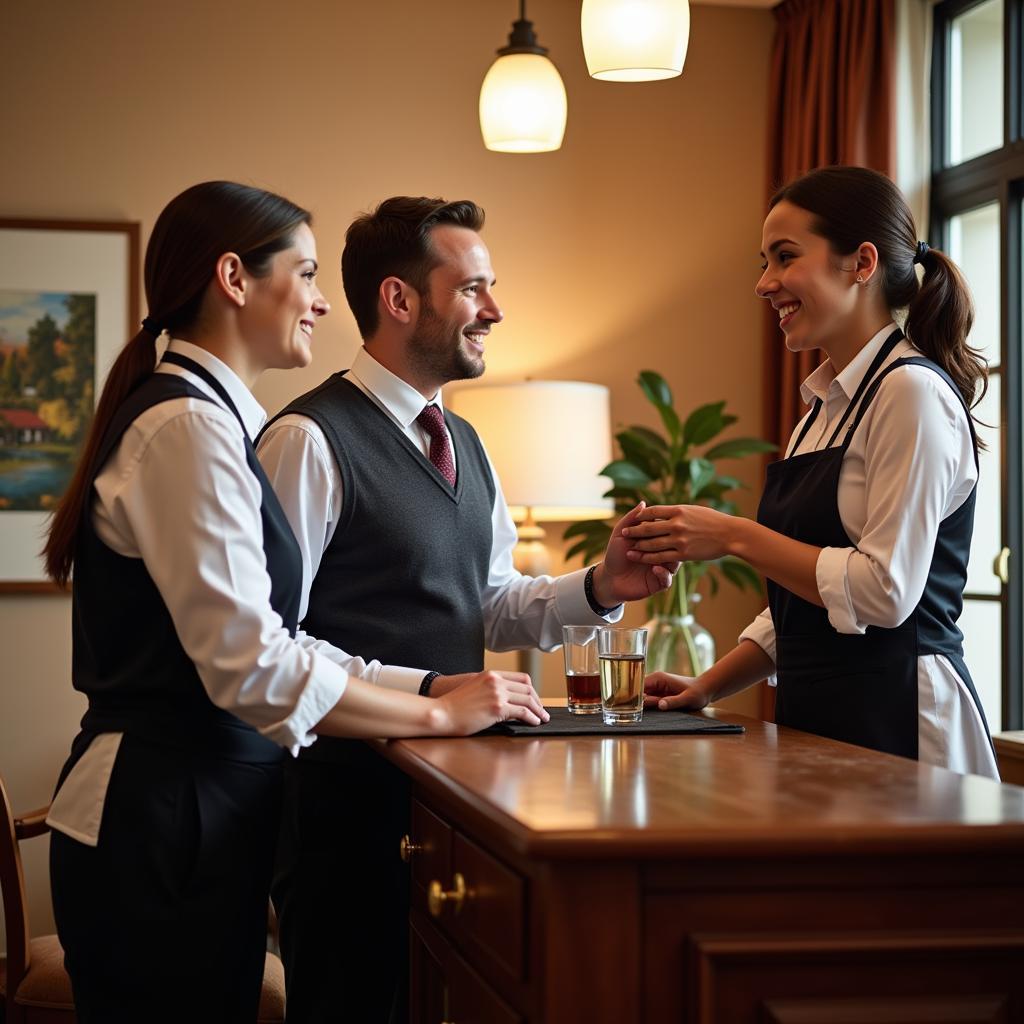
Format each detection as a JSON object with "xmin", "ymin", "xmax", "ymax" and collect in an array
[{"xmin": 257, "ymin": 196, "xmax": 674, "ymax": 1023}]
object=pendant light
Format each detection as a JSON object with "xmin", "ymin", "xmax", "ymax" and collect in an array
[
  {"xmin": 479, "ymin": 2, "xmax": 567, "ymax": 153},
  {"xmin": 581, "ymin": 0, "xmax": 690, "ymax": 82}
]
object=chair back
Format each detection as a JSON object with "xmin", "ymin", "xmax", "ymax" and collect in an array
[{"xmin": 0, "ymin": 772, "xmax": 37, "ymax": 1015}]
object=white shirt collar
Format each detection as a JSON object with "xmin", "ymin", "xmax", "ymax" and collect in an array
[
  {"xmin": 349, "ymin": 346, "xmax": 442, "ymax": 427},
  {"xmin": 799, "ymin": 322, "xmax": 900, "ymax": 405},
  {"xmin": 159, "ymin": 338, "xmax": 267, "ymax": 438}
]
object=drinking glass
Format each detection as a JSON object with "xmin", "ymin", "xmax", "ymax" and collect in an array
[
  {"xmin": 597, "ymin": 627, "xmax": 648, "ymax": 725},
  {"xmin": 562, "ymin": 625, "xmax": 602, "ymax": 714}
]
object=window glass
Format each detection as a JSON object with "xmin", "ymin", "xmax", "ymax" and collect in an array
[
  {"xmin": 948, "ymin": 0, "xmax": 1004, "ymax": 164},
  {"xmin": 959, "ymin": 598, "xmax": 1002, "ymax": 729},
  {"xmin": 947, "ymin": 201, "xmax": 1001, "ymax": 368}
]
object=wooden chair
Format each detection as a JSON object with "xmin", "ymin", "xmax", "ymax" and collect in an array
[{"xmin": 0, "ymin": 772, "xmax": 286, "ymax": 1023}]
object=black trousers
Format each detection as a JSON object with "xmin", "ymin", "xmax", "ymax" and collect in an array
[
  {"xmin": 50, "ymin": 733, "xmax": 283, "ymax": 1024},
  {"xmin": 272, "ymin": 745, "xmax": 410, "ymax": 1024}
]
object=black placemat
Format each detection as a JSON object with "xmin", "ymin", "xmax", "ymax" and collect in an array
[{"xmin": 480, "ymin": 706, "xmax": 745, "ymax": 737}]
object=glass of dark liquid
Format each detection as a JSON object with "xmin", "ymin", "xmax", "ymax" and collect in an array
[{"xmin": 562, "ymin": 625, "xmax": 602, "ymax": 714}]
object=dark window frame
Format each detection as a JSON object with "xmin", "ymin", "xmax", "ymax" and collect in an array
[{"xmin": 931, "ymin": 0, "xmax": 1024, "ymax": 730}]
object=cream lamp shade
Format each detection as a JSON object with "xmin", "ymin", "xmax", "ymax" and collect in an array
[
  {"xmin": 447, "ymin": 381, "xmax": 613, "ymax": 523},
  {"xmin": 581, "ymin": 0, "xmax": 691, "ymax": 82},
  {"xmin": 479, "ymin": 5, "xmax": 568, "ymax": 153}
]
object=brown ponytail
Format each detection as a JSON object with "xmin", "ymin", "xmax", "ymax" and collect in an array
[
  {"xmin": 770, "ymin": 166, "xmax": 987, "ymax": 438},
  {"xmin": 904, "ymin": 247, "xmax": 986, "ymax": 414},
  {"xmin": 43, "ymin": 181, "xmax": 311, "ymax": 586}
]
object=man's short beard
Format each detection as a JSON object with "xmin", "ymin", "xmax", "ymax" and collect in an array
[{"xmin": 407, "ymin": 299, "xmax": 485, "ymax": 385}]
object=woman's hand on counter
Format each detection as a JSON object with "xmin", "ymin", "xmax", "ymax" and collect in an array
[
  {"xmin": 433, "ymin": 671, "xmax": 550, "ymax": 734},
  {"xmin": 644, "ymin": 672, "xmax": 711, "ymax": 712}
]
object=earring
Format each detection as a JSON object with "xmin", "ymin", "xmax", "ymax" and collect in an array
[{"xmin": 855, "ymin": 275, "xmax": 864, "ymax": 284}]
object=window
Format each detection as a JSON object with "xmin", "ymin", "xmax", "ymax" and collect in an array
[{"xmin": 932, "ymin": 0, "xmax": 1024, "ymax": 730}]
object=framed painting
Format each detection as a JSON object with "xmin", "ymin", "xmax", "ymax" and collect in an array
[{"xmin": 0, "ymin": 219, "xmax": 139, "ymax": 592}]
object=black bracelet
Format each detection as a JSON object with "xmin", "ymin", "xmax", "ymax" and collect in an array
[
  {"xmin": 584, "ymin": 565, "xmax": 620, "ymax": 616},
  {"xmin": 419, "ymin": 670, "xmax": 441, "ymax": 697}
]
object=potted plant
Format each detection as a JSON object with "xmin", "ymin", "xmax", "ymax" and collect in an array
[{"xmin": 564, "ymin": 371, "xmax": 777, "ymax": 676}]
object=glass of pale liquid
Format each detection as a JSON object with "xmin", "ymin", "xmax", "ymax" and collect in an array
[
  {"xmin": 562, "ymin": 625, "xmax": 602, "ymax": 714},
  {"xmin": 598, "ymin": 627, "xmax": 648, "ymax": 726}
]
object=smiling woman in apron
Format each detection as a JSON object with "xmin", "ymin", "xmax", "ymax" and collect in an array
[
  {"xmin": 623, "ymin": 166, "xmax": 997, "ymax": 779},
  {"xmin": 40, "ymin": 181, "xmax": 546, "ymax": 1023}
]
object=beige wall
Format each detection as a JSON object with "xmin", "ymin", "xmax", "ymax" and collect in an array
[{"xmin": 0, "ymin": 0, "xmax": 773, "ymax": 941}]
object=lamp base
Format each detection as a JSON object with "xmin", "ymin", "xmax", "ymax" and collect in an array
[{"xmin": 513, "ymin": 513, "xmax": 548, "ymax": 689}]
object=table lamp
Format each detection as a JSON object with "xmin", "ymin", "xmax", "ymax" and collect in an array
[{"xmin": 447, "ymin": 381, "xmax": 613, "ymax": 682}]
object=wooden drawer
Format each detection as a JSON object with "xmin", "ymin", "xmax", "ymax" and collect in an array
[
  {"xmin": 450, "ymin": 830, "xmax": 526, "ymax": 980},
  {"xmin": 409, "ymin": 799, "xmax": 527, "ymax": 983},
  {"xmin": 410, "ymin": 799, "xmax": 452, "ymax": 900}
]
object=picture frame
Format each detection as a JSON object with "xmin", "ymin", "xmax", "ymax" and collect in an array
[{"xmin": 0, "ymin": 218, "xmax": 139, "ymax": 593}]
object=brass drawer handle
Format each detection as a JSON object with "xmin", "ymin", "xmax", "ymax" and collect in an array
[
  {"xmin": 428, "ymin": 872, "xmax": 466, "ymax": 917},
  {"xmin": 399, "ymin": 834, "xmax": 421, "ymax": 863}
]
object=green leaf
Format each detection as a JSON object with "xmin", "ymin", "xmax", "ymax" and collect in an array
[
  {"xmin": 708, "ymin": 498, "xmax": 739, "ymax": 516},
  {"xmin": 603, "ymin": 486, "xmax": 643, "ymax": 500},
  {"xmin": 637, "ymin": 370, "xmax": 673, "ymax": 410},
  {"xmin": 688, "ymin": 457, "xmax": 716, "ymax": 499},
  {"xmin": 627, "ymin": 425, "xmax": 670, "ymax": 452},
  {"xmin": 656, "ymin": 403, "xmax": 682, "ymax": 444},
  {"xmin": 717, "ymin": 556, "xmax": 763, "ymax": 592},
  {"xmin": 704, "ymin": 437, "xmax": 778, "ymax": 460},
  {"xmin": 565, "ymin": 539, "xmax": 593, "ymax": 563},
  {"xmin": 616, "ymin": 429, "xmax": 669, "ymax": 479},
  {"xmin": 562, "ymin": 519, "xmax": 613, "ymax": 540},
  {"xmin": 601, "ymin": 460, "xmax": 653, "ymax": 489},
  {"xmin": 683, "ymin": 402, "xmax": 730, "ymax": 447}
]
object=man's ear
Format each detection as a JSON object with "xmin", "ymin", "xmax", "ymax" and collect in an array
[
  {"xmin": 379, "ymin": 276, "xmax": 418, "ymax": 326},
  {"xmin": 212, "ymin": 252, "xmax": 247, "ymax": 309}
]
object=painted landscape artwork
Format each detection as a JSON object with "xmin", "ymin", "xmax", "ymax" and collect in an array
[{"xmin": 0, "ymin": 289, "xmax": 95, "ymax": 511}]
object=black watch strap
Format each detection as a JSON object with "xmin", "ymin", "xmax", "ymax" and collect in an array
[
  {"xmin": 419, "ymin": 671, "xmax": 442, "ymax": 697},
  {"xmin": 584, "ymin": 565, "xmax": 620, "ymax": 616}
]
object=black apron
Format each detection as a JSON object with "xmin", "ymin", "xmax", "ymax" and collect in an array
[
  {"xmin": 758, "ymin": 330, "xmax": 992, "ymax": 760},
  {"xmin": 51, "ymin": 352, "xmax": 302, "ymax": 1024}
]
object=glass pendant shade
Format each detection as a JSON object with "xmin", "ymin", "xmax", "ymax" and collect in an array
[
  {"xmin": 581, "ymin": 0, "xmax": 690, "ymax": 82},
  {"xmin": 479, "ymin": 52, "xmax": 568, "ymax": 153}
]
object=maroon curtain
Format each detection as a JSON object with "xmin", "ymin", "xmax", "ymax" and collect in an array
[{"xmin": 759, "ymin": 0, "xmax": 896, "ymax": 721}]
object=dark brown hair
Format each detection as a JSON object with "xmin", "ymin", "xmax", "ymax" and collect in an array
[
  {"xmin": 770, "ymin": 166, "xmax": 986, "ymax": 421},
  {"xmin": 44, "ymin": 181, "xmax": 311, "ymax": 586},
  {"xmin": 341, "ymin": 196, "xmax": 485, "ymax": 339}
]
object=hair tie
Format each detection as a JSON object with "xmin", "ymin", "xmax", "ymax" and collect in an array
[
  {"xmin": 913, "ymin": 241, "xmax": 930, "ymax": 265},
  {"xmin": 141, "ymin": 316, "xmax": 163, "ymax": 337}
]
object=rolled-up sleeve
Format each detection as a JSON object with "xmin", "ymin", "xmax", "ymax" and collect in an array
[{"xmin": 738, "ymin": 606, "xmax": 778, "ymax": 684}]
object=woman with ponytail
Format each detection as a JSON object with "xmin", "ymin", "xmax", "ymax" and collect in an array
[
  {"xmin": 625, "ymin": 165, "xmax": 997, "ymax": 777},
  {"xmin": 42, "ymin": 181, "xmax": 546, "ymax": 1022}
]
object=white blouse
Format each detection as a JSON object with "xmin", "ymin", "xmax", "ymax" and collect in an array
[{"xmin": 739, "ymin": 324, "xmax": 999, "ymax": 779}]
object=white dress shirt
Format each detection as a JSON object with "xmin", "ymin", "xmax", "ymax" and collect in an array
[
  {"xmin": 256, "ymin": 346, "xmax": 620, "ymax": 694},
  {"xmin": 739, "ymin": 324, "xmax": 998, "ymax": 778},
  {"xmin": 48, "ymin": 340, "xmax": 357, "ymax": 845}
]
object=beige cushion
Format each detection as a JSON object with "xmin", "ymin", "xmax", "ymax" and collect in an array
[
  {"xmin": 13, "ymin": 935, "xmax": 75, "ymax": 1009},
  {"xmin": 258, "ymin": 951, "xmax": 286, "ymax": 1022}
]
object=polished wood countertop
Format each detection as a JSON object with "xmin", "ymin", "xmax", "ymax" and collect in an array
[{"xmin": 377, "ymin": 709, "xmax": 1024, "ymax": 861}]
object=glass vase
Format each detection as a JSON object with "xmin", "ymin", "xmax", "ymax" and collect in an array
[{"xmin": 644, "ymin": 592, "xmax": 715, "ymax": 678}]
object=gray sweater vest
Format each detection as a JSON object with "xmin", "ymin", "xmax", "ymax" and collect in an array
[{"xmin": 269, "ymin": 372, "xmax": 496, "ymax": 677}]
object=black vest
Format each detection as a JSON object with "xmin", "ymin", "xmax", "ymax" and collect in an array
[
  {"xmin": 266, "ymin": 372, "xmax": 495, "ymax": 676},
  {"xmin": 70, "ymin": 356, "xmax": 302, "ymax": 761}
]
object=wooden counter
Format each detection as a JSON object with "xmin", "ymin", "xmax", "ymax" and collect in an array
[{"xmin": 377, "ymin": 711, "xmax": 1024, "ymax": 1023}]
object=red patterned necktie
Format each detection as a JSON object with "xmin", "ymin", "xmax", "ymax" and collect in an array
[{"xmin": 416, "ymin": 403, "xmax": 456, "ymax": 486}]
